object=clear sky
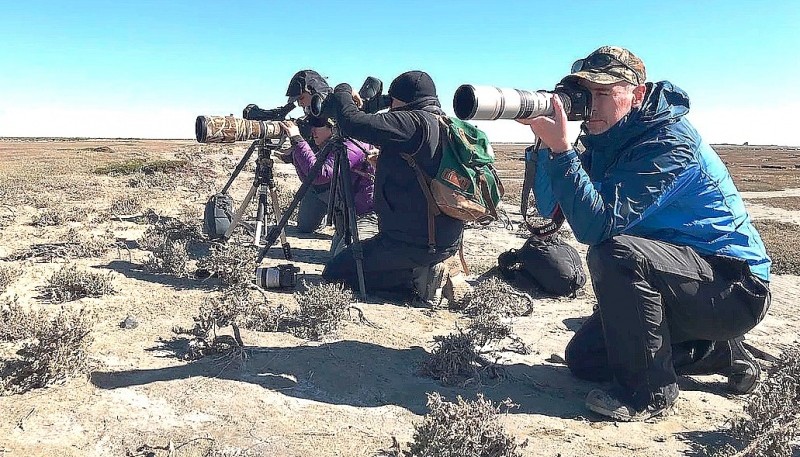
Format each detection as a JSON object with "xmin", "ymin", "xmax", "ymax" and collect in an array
[{"xmin": 1, "ymin": 0, "xmax": 798, "ymax": 145}]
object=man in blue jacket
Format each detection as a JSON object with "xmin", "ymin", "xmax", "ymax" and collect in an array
[{"xmin": 520, "ymin": 46, "xmax": 771, "ymax": 421}]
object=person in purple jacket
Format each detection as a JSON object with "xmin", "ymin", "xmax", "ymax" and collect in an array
[{"xmin": 279, "ymin": 116, "xmax": 378, "ymax": 255}]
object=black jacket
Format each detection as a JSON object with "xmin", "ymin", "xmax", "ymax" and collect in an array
[{"xmin": 326, "ymin": 84, "xmax": 464, "ymax": 250}]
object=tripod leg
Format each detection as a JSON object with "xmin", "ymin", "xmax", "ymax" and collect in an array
[
  {"xmin": 255, "ymin": 187, "xmax": 268, "ymax": 246},
  {"xmin": 224, "ymin": 183, "xmax": 259, "ymax": 240},
  {"xmin": 267, "ymin": 186, "xmax": 292, "ymax": 260},
  {"xmin": 335, "ymin": 146, "xmax": 367, "ymax": 300}
]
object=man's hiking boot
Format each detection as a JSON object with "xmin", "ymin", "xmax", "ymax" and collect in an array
[
  {"xmin": 727, "ymin": 337, "xmax": 761, "ymax": 394},
  {"xmin": 674, "ymin": 336, "xmax": 761, "ymax": 394},
  {"xmin": 442, "ymin": 272, "xmax": 472, "ymax": 307},
  {"xmin": 586, "ymin": 383, "xmax": 679, "ymax": 422},
  {"xmin": 412, "ymin": 262, "xmax": 446, "ymax": 307}
]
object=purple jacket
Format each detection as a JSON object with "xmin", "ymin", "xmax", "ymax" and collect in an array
[{"xmin": 291, "ymin": 138, "xmax": 375, "ymax": 217}]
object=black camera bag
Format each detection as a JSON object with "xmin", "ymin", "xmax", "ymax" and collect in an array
[
  {"xmin": 497, "ymin": 236, "xmax": 586, "ymax": 297},
  {"xmin": 203, "ymin": 193, "xmax": 234, "ymax": 240}
]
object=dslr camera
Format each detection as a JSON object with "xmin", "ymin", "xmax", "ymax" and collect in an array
[
  {"xmin": 254, "ymin": 263, "xmax": 300, "ymax": 289},
  {"xmin": 309, "ymin": 76, "xmax": 392, "ymax": 118},
  {"xmin": 453, "ymin": 77, "xmax": 591, "ymax": 121}
]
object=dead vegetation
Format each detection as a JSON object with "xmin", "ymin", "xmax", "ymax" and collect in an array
[
  {"xmin": 31, "ymin": 206, "xmax": 85, "ymax": 226},
  {"xmin": 704, "ymin": 342, "xmax": 800, "ymax": 457},
  {"xmin": 421, "ymin": 277, "xmax": 533, "ymax": 386},
  {"xmin": 753, "ymin": 220, "xmax": 800, "ymax": 275},
  {"xmin": 6, "ymin": 227, "xmax": 113, "ymax": 262},
  {"xmin": 0, "ymin": 302, "xmax": 94, "ymax": 395},
  {"xmin": 174, "ymin": 282, "xmax": 362, "ymax": 360},
  {"xmin": 456, "ymin": 276, "xmax": 534, "ymax": 318},
  {"xmin": 381, "ymin": 392, "xmax": 524, "ymax": 457},
  {"xmin": 43, "ymin": 264, "xmax": 116, "ymax": 303},
  {"xmin": 93, "ymin": 158, "xmax": 188, "ymax": 176},
  {"xmin": 196, "ymin": 243, "xmax": 257, "ymax": 287},
  {"xmin": 110, "ymin": 195, "xmax": 143, "ymax": 215},
  {"xmin": 749, "ymin": 196, "xmax": 800, "ymax": 212},
  {"xmin": 138, "ymin": 214, "xmax": 204, "ymax": 276},
  {"xmin": 0, "ymin": 263, "xmax": 21, "ymax": 293}
]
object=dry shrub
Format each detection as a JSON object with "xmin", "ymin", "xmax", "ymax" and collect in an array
[
  {"xmin": 44, "ymin": 264, "xmax": 116, "ymax": 303},
  {"xmin": 384, "ymin": 392, "xmax": 523, "ymax": 457},
  {"xmin": 0, "ymin": 263, "xmax": 21, "ymax": 293},
  {"xmin": 753, "ymin": 220, "xmax": 800, "ymax": 275},
  {"xmin": 289, "ymin": 282, "xmax": 353, "ymax": 340},
  {"xmin": 418, "ymin": 329, "xmax": 502, "ymax": 387},
  {"xmin": 273, "ymin": 182, "xmax": 299, "ymax": 222},
  {"xmin": 173, "ymin": 286, "xmax": 274, "ymax": 360},
  {"xmin": 196, "ymin": 243, "xmax": 257, "ymax": 286},
  {"xmin": 110, "ymin": 195, "xmax": 143, "ymax": 215},
  {"xmin": 174, "ymin": 283, "xmax": 357, "ymax": 360},
  {"xmin": 0, "ymin": 308, "xmax": 94, "ymax": 395},
  {"xmin": 0, "ymin": 297, "xmax": 39, "ymax": 342},
  {"xmin": 93, "ymin": 158, "xmax": 188, "ymax": 176},
  {"xmin": 458, "ymin": 277, "xmax": 534, "ymax": 318},
  {"xmin": 139, "ymin": 216, "xmax": 203, "ymax": 276},
  {"xmin": 142, "ymin": 239, "xmax": 189, "ymax": 276},
  {"xmin": 31, "ymin": 207, "xmax": 84, "ymax": 227},
  {"xmin": 705, "ymin": 343, "xmax": 800, "ymax": 457},
  {"xmin": 7, "ymin": 228, "xmax": 112, "ymax": 262},
  {"xmin": 127, "ymin": 171, "xmax": 177, "ymax": 189}
]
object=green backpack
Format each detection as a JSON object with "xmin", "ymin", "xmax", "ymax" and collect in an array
[{"xmin": 401, "ymin": 114, "xmax": 505, "ymax": 251}]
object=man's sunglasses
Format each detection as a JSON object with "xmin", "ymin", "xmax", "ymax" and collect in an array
[{"xmin": 571, "ymin": 53, "xmax": 641, "ymax": 85}]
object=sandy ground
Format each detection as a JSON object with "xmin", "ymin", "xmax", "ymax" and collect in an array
[{"xmin": 0, "ymin": 139, "xmax": 798, "ymax": 456}]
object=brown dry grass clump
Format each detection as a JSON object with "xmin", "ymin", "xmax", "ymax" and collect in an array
[
  {"xmin": 382, "ymin": 392, "xmax": 523, "ymax": 457},
  {"xmin": 288, "ymin": 282, "xmax": 354, "ymax": 340},
  {"xmin": 138, "ymin": 215, "xmax": 203, "ymax": 276},
  {"xmin": 196, "ymin": 243, "xmax": 258, "ymax": 286},
  {"xmin": 0, "ymin": 304, "xmax": 94, "ymax": 395},
  {"xmin": 418, "ymin": 330, "xmax": 502, "ymax": 387},
  {"xmin": 31, "ymin": 206, "xmax": 85, "ymax": 227},
  {"xmin": 110, "ymin": 195, "xmax": 143, "ymax": 215},
  {"xmin": 457, "ymin": 276, "xmax": 534, "ymax": 318},
  {"xmin": 93, "ymin": 158, "xmax": 188, "ymax": 176},
  {"xmin": 43, "ymin": 264, "xmax": 116, "ymax": 303},
  {"xmin": 704, "ymin": 343, "xmax": 800, "ymax": 456},
  {"xmin": 753, "ymin": 220, "xmax": 800, "ymax": 275},
  {"xmin": 0, "ymin": 263, "xmax": 22, "ymax": 293},
  {"xmin": 6, "ymin": 228, "xmax": 112, "ymax": 262}
]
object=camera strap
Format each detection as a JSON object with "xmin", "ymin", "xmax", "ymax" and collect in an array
[{"xmin": 523, "ymin": 138, "xmax": 566, "ymax": 238}]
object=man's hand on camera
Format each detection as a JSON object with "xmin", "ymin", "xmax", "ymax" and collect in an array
[
  {"xmin": 279, "ymin": 120, "xmax": 301, "ymax": 137},
  {"xmin": 352, "ymin": 91, "xmax": 363, "ymax": 109},
  {"xmin": 516, "ymin": 94, "xmax": 571, "ymax": 154}
]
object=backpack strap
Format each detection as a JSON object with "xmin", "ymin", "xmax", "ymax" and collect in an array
[
  {"xmin": 477, "ymin": 173, "xmax": 499, "ymax": 221},
  {"xmin": 399, "ymin": 110, "xmax": 444, "ymax": 253},
  {"xmin": 400, "ymin": 152, "xmax": 441, "ymax": 253}
]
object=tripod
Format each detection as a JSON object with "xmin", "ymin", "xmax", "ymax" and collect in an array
[
  {"xmin": 219, "ymin": 138, "xmax": 292, "ymax": 260},
  {"xmin": 257, "ymin": 134, "xmax": 368, "ymax": 299}
]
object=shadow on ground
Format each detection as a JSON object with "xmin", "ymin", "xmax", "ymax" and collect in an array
[
  {"xmin": 91, "ymin": 339, "xmax": 592, "ymax": 419},
  {"xmin": 105, "ymin": 260, "xmax": 220, "ymax": 291}
]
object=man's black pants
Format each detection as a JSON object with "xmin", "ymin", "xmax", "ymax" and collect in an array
[
  {"xmin": 566, "ymin": 235, "xmax": 770, "ymax": 402},
  {"xmin": 322, "ymin": 233, "xmax": 455, "ymax": 293}
]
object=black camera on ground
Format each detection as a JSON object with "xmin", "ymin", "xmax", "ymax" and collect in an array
[
  {"xmin": 453, "ymin": 77, "xmax": 591, "ymax": 121},
  {"xmin": 309, "ymin": 76, "xmax": 392, "ymax": 118},
  {"xmin": 254, "ymin": 263, "xmax": 300, "ymax": 289}
]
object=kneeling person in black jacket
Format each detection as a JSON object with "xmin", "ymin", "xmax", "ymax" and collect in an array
[{"xmin": 321, "ymin": 71, "xmax": 463, "ymax": 304}]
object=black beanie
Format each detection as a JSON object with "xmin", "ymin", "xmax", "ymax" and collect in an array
[
  {"xmin": 286, "ymin": 70, "xmax": 331, "ymax": 100},
  {"xmin": 388, "ymin": 71, "xmax": 437, "ymax": 103}
]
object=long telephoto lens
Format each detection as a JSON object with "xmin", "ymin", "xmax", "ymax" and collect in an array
[
  {"xmin": 453, "ymin": 85, "xmax": 573, "ymax": 121},
  {"xmin": 195, "ymin": 115, "xmax": 282, "ymax": 143}
]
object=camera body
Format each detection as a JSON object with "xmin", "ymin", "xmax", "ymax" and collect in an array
[
  {"xmin": 310, "ymin": 76, "xmax": 392, "ymax": 118},
  {"xmin": 453, "ymin": 77, "xmax": 591, "ymax": 122},
  {"xmin": 254, "ymin": 263, "xmax": 300, "ymax": 289}
]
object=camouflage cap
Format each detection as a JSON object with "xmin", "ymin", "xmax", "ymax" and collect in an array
[{"xmin": 568, "ymin": 46, "xmax": 646, "ymax": 86}]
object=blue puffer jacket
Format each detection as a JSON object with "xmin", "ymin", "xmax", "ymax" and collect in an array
[{"xmin": 533, "ymin": 81, "xmax": 771, "ymax": 281}]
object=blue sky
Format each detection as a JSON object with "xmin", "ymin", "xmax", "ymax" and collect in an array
[{"xmin": 1, "ymin": 0, "xmax": 798, "ymax": 145}]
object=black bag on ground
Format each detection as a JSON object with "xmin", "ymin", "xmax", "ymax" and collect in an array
[
  {"xmin": 497, "ymin": 236, "xmax": 586, "ymax": 297},
  {"xmin": 203, "ymin": 193, "xmax": 234, "ymax": 240}
]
